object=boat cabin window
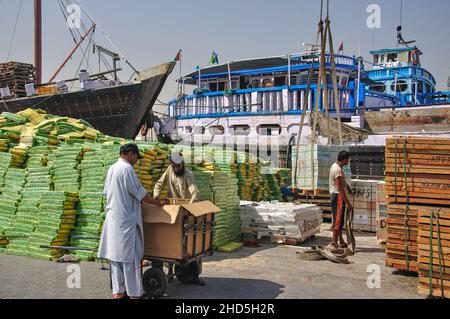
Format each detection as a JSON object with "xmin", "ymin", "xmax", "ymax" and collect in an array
[
  {"xmin": 251, "ymin": 79, "xmax": 261, "ymax": 88},
  {"xmin": 373, "ymin": 54, "xmax": 379, "ymax": 64},
  {"xmin": 387, "ymin": 53, "xmax": 398, "ymax": 63},
  {"xmin": 231, "ymin": 125, "xmax": 251, "ymax": 136},
  {"xmin": 370, "ymin": 82, "xmax": 386, "ymax": 93},
  {"xmin": 209, "ymin": 126, "xmax": 225, "ymax": 135},
  {"xmin": 263, "ymin": 78, "xmax": 273, "ymax": 88},
  {"xmin": 194, "ymin": 126, "xmax": 206, "ymax": 135},
  {"xmin": 185, "ymin": 126, "xmax": 193, "ymax": 133},
  {"xmin": 341, "ymin": 77, "xmax": 348, "ymax": 87},
  {"xmin": 218, "ymin": 82, "xmax": 225, "ymax": 91},
  {"xmin": 257, "ymin": 125, "xmax": 282, "ymax": 136},
  {"xmin": 391, "ymin": 80, "xmax": 408, "ymax": 93},
  {"xmin": 209, "ymin": 82, "xmax": 218, "ymax": 91},
  {"xmin": 425, "ymin": 83, "xmax": 431, "ymax": 94},
  {"xmin": 274, "ymin": 76, "xmax": 286, "ymax": 87}
]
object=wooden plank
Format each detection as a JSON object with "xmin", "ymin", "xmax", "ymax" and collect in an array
[
  {"xmin": 419, "ymin": 256, "xmax": 450, "ymax": 267},
  {"xmin": 417, "ymin": 284, "xmax": 450, "ymax": 298},
  {"xmin": 387, "ymin": 137, "xmax": 450, "ymax": 145},
  {"xmin": 418, "ymin": 224, "xmax": 450, "ymax": 235},
  {"xmin": 418, "ymin": 277, "xmax": 450, "ymax": 288},
  {"xmin": 386, "ymin": 152, "xmax": 450, "ymax": 162},
  {"xmin": 419, "ymin": 217, "xmax": 450, "ymax": 227},
  {"xmin": 386, "ymin": 188, "xmax": 450, "ymax": 199},
  {"xmin": 418, "ymin": 237, "xmax": 450, "ymax": 246},
  {"xmin": 385, "ymin": 167, "xmax": 450, "ymax": 174},
  {"xmin": 418, "ymin": 263, "xmax": 450, "ymax": 275},
  {"xmin": 387, "ymin": 196, "xmax": 450, "ymax": 206}
]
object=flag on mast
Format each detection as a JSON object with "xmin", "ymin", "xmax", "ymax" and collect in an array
[
  {"xmin": 338, "ymin": 42, "xmax": 344, "ymax": 54},
  {"xmin": 210, "ymin": 50, "xmax": 219, "ymax": 65},
  {"xmin": 174, "ymin": 49, "xmax": 182, "ymax": 62}
]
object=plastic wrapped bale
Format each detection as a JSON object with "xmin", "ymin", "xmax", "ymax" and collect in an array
[
  {"xmin": 27, "ymin": 191, "xmax": 78, "ymax": 260},
  {"xmin": 0, "ymin": 168, "xmax": 27, "ymax": 232},
  {"xmin": 50, "ymin": 146, "xmax": 82, "ymax": 193},
  {"xmin": 292, "ymin": 145, "xmax": 351, "ymax": 191}
]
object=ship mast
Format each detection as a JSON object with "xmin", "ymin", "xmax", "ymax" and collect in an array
[{"xmin": 34, "ymin": 0, "xmax": 42, "ymax": 84}]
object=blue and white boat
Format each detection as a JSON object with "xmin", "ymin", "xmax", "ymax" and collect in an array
[{"xmin": 158, "ymin": 28, "xmax": 450, "ymax": 164}]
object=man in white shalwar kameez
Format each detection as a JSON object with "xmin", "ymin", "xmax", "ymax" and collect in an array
[{"xmin": 98, "ymin": 144, "xmax": 167, "ymax": 299}]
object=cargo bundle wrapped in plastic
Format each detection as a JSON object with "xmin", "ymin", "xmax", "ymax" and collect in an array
[
  {"xmin": 0, "ymin": 152, "xmax": 12, "ymax": 187},
  {"xmin": 292, "ymin": 145, "xmax": 351, "ymax": 191},
  {"xmin": 27, "ymin": 191, "xmax": 78, "ymax": 260},
  {"xmin": 240, "ymin": 201, "xmax": 323, "ymax": 244}
]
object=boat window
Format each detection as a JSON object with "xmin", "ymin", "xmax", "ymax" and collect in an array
[
  {"xmin": 185, "ymin": 126, "xmax": 193, "ymax": 133},
  {"xmin": 251, "ymin": 79, "xmax": 261, "ymax": 88},
  {"xmin": 274, "ymin": 76, "xmax": 286, "ymax": 87},
  {"xmin": 257, "ymin": 125, "xmax": 282, "ymax": 136},
  {"xmin": 287, "ymin": 124, "xmax": 300, "ymax": 135},
  {"xmin": 218, "ymin": 82, "xmax": 225, "ymax": 91},
  {"xmin": 373, "ymin": 54, "xmax": 379, "ymax": 64},
  {"xmin": 425, "ymin": 83, "xmax": 431, "ymax": 94},
  {"xmin": 290, "ymin": 75, "xmax": 297, "ymax": 86},
  {"xmin": 387, "ymin": 53, "xmax": 398, "ymax": 63},
  {"xmin": 231, "ymin": 125, "xmax": 251, "ymax": 136},
  {"xmin": 341, "ymin": 77, "xmax": 348, "ymax": 87},
  {"xmin": 263, "ymin": 78, "xmax": 273, "ymax": 88},
  {"xmin": 209, "ymin": 125, "xmax": 225, "ymax": 136},
  {"xmin": 391, "ymin": 80, "xmax": 408, "ymax": 93},
  {"xmin": 209, "ymin": 82, "xmax": 218, "ymax": 92},
  {"xmin": 370, "ymin": 82, "xmax": 386, "ymax": 93},
  {"xmin": 194, "ymin": 126, "xmax": 205, "ymax": 135}
]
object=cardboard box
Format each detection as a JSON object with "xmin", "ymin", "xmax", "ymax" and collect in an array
[{"xmin": 142, "ymin": 199, "xmax": 221, "ymax": 260}]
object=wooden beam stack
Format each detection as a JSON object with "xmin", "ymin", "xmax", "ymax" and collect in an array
[
  {"xmin": 417, "ymin": 208, "xmax": 450, "ymax": 298},
  {"xmin": 0, "ymin": 62, "xmax": 36, "ymax": 98},
  {"xmin": 385, "ymin": 136, "xmax": 450, "ymax": 274}
]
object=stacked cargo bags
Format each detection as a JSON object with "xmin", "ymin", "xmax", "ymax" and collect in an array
[
  {"xmin": 6, "ymin": 166, "xmax": 51, "ymax": 256},
  {"xmin": 27, "ymin": 191, "xmax": 78, "ymax": 260},
  {"xmin": 26, "ymin": 146, "xmax": 54, "ymax": 168},
  {"xmin": 69, "ymin": 146, "xmax": 118, "ymax": 261},
  {"xmin": 50, "ymin": 145, "xmax": 83, "ymax": 193},
  {"xmin": 0, "ymin": 152, "xmax": 12, "ymax": 187},
  {"xmin": 0, "ymin": 169, "xmax": 27, "ymax": 234},
  {"xmin": 136, "ymin": 144, "xmax": 170, "ymax": 197}
]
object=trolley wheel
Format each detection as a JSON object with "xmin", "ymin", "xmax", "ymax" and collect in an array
[
  {"xmin": 175, "ymin": 260, "xmax": 202, "ymax": 285},
  {"xmin": 142, "ymin": 267, "xmax": 168, "ymax": 298}
]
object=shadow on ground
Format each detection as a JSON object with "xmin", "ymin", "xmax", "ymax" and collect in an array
[{"xmin": 163, "ymin": 277, "xmax": 285, "ymax": 299}]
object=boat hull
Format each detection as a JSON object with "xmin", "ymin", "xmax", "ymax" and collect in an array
[{"xmin": 0, "ymin": 62, "xmax": 176, "ymax": 139}]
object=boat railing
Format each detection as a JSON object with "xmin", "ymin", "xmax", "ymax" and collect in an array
[{"xmin": 169, "ymin": 85, "xmax": 357, "ymax": 118}]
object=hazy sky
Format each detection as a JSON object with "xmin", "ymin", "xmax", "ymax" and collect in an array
[{"xmin": 1, "ymin": 0, "xmax": 450, "ymax": 113}]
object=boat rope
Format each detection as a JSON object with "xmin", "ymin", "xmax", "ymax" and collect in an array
[{"xmin": 6, "ymin": 0, "xmax": 23, "ymax": 61}]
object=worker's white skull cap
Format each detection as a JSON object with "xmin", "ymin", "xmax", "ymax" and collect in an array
[{"xmin": 170, "ymin": 152, "xmax": 184, "ymax": 165}]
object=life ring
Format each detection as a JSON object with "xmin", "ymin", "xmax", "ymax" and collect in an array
[{"xmin": 410, "ymin": 50, "xmax": 419, "ymax": 66}]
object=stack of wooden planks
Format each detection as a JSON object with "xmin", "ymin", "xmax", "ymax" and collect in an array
[
  {"xmin": 294, "ymin": 190, "xmax": 332, "ymax": 220},
  {"xmin": 417, "ymin": 208, "xmax": 450, "ymax": 298},
  {"xmin": 385, "ymin": 136, "xmax": 450, "ymax": 275},
  {"xmin": 0, "ymin": 62, "xmax": 36, "ymax": 98}
]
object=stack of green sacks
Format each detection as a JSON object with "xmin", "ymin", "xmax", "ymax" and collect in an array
[
  {"xmin": 210, "ymin": 171, "xmax": 241, "ymax": 249},
  {"xmin": 0, "ymin": 168, "xmax": 27, "ymax": 233},
  {"xmin": 26, "ymin": 146, "xmax": 54, "ymax": 168},
  {"xmin": 50, "ymin": 145, "xmax": 82, "ymax": 193},
  {"xmin": 192, "ymin": 169, "xmax": 214, "ymax": 201},
  {"xmin": 27, "ymin": 191, "xmax": 78, "ymax": 260},
  {"xmin": 263, "ymin": 173, "xmax": 281, "ymax": 201},
  {"xmin": 6, "ymin": 166, "xmax": 52, "ymax": 256},
  {"xmin": 0, "ymin": 152, "xmax": 12, "ymax": 189},
  {"xmin": 69, "ymin": 146, "xmax": 118, "ymax": 261},
  {"xmin": 0, "ymin": 227, "xmax": 7, "ymax": 252}
]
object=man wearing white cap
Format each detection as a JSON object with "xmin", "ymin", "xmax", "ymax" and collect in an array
[{"xmin": 154, "ymin": 151, "xmax": 200, "ymax": 204}]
